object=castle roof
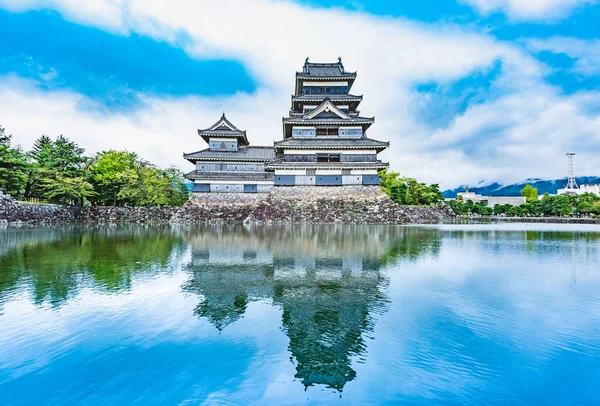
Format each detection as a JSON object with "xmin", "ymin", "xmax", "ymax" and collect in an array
[
  {"xmin": 295, "ymin": 58, "xmax": 357, "ymax": 94},
  {"xmin": 265, "ymin": 160, "xmax": 389, "ymax": 170},
  {"xmin": 184, "ymin": 146, "xmax": 275, "ymax": 163},
  {"xmin": 198, "ymin": 113, "xmax": 249, "ymax": 146},
  {"xmin": 274, "ymin": 137, "xmax": 389, "ymax": 152},
  {"xmin": 185, "ymin": 170, "xmax": 275, "ymax": 182},
  {"xmin": 292, "ymin": 93, "xmax": 363, "ymax": 110}
]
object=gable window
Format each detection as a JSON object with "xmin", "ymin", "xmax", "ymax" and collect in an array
[{"xmin": 315, "ymin": 128, "xmax": 339, "ymax": 136}]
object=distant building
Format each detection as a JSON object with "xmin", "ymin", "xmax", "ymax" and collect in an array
[
  {"xmin": 183, "ymin": 114, "xmax": 276, "ymax": 193},
  {"xmin": 455, "ymin": 191, "xmax": 526, "ymax": 207},
  {"xmin": 557, "ymin": 184, "xmax": 600, "ymax": 196},
  {"xmin": 184, "ymin": 58, "xmax": 390, "ymax": 193}
]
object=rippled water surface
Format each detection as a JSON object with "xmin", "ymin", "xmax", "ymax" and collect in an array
[{"xmin": 1, "ymin": 224, "xmax": 599, "ymax": 405}]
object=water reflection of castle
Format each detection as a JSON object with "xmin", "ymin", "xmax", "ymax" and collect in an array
[{"xmin": 182, "ymin": 225, "xmax": 441, "ymax": 390}]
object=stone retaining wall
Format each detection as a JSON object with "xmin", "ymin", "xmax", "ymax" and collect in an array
[
  {"xmin": 246, "ymin": 186, "xmax": 455, "ymax": 224},
  {"xmin": 0, "ymin": 192, "xmax": 75, "ymax": 225},
  {"xmin": 0, "ymin": 187, "xmax": 455, "ymax": 226}
]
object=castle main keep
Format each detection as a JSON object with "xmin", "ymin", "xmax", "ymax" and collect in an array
[{"xmin": 184, "ymin": 58, "xmax": 389, "ymax": 193}]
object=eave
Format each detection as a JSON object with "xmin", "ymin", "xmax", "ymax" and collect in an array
[{"xmin": 265, "ymin": 161, "xmax": 389, "ymax": 170}]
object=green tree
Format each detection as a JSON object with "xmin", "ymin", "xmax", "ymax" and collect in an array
[
  {"xmin": 529, "ymin": 200, "xmax": 543, "ymax": 216},
  {"xmin": 481, "ymin": 206, "xmax": 493, "ymax": 216},
  {"xmin": 41, "ymin": 175, "xmax": 97, "ymax": 205},
  {"xmin": 0, "ymin": 126, "xmax": 29, "ymax": 197},
  {"xmin": 578, "ymin": 192, "xmax": 599, "ymax": 205},
  {"xmin": 521, "ymin": 184, "xmax": 539, "ymax": 202},
  {"xmin": 51, "ymin": 135, "xmax": 88, "ymax": 176},
  {"xmin": 578, "ymin": 201, "xmax": 593, "ymax": 214},
  {"xmin": 448, "ymin": 199, "xmax": 467, "ymax": 215},
  {"xmin": 90, "ymin": 150, "xmax": 138, "ymax": 206},
  {"xmin": 90, "ymin": 151, "xmax": 189, "ymax": 207},
  {"xmin": 379, "ymin": 170, "xmax": 444, "ymax": 206},
  {"xmin": 118, "ymin": 162, "xmax": 189, "ymax": 207},
  {"xmin": 493, "ymin": 204, "xmax": 512, "ymax": 216},
  {"xmin": 24, "ymin": 134, "xmax": 89, "ymax": 200},
  {"xmin": 30, "ymin": 135, "xmax": 53, "ymax": 160},
  {"xmin": 550, "ymin": 195, "xmax": 572, "ymax": 216},
  {"xmin": 540, "ymin": 193, "xmax": 554, "ymax": 216},
  {"xmin": 508, "ymin": 205, "xmax": 522, "ymax": 217}
]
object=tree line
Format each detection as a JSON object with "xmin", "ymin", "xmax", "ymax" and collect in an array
[
  {"xmin": 449, "ymin": 184, "xmax": 600, "ymax": 217},
  {"xmin": 0, "ymin": 125, "xmax": 189, "ymax": 206},
  {"xmin": 379, "ymin": 170, "xmax": 444, "ymax": 206}
]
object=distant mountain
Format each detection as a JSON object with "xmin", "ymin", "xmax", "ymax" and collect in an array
[{"xmin": 442, "ymin": 177, "xmax": 600, "ymax": 198}]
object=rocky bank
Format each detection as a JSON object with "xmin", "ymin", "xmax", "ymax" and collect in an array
[{"xmin": 0, "ymin": 187, "xmax": 454, "ymax": 226}]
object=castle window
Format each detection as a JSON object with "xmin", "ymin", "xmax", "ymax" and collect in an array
[
  {"xmin": 317, "ymin": 154, "xmax": 341, "ymax": 163},
  {"xmin": 292, "ymin": 128, "xmax": 316, "ymax": 137},
  {"xmin": 315, "ymin": 128, "xmax": 339, "ymax": 136}
]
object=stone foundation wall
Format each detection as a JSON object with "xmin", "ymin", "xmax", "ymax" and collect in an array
[
  {"xmin": 0, "ymin": 191, "xmax": 75, "ymax": 225},
  {"xmin": 246, "ymin": 186, "xmax": 455, "ymax": 224},
  {"xmin": 0, "ymin": 187, "xmax": 454, "ymax": 226}
]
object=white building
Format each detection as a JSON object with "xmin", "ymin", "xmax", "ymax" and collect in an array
[
  {"xmin": 557, "ymin": 184, "xmax": 600, "ymax": 196},
  {"xmin": 455, "ymin": 191, "xmax": 526, "ymax": 207}
]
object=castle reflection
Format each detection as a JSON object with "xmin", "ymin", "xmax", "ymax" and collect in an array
[
  {"xmin": 0, "ymin": 224, "xmax": 441, "ymax": 391},
  {"xmin": 181, "ymin": 224, "xmax": 441, "ymax": 390}
]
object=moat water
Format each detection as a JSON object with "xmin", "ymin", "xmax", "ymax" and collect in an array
[{"xmin": 1, "ymin": 224, "xmax": 599, "ymax": 405}]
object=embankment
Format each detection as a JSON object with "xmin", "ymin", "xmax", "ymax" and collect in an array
[{"xmin": 0, "ymin": 187, "xmax": 454, "ymax": 226}]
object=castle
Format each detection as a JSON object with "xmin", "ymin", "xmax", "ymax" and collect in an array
[{"xmin": 184, "ymin": 58, "xmax": 389, "ymax": 193}]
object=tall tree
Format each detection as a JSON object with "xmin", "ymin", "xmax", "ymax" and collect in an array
[
  {"xmin": 90, "ymin": 150, "xmax": 138, "ymax": 206},
  {"xmin": 30, "ymin": 135, "xmax": 53, "ymax": 161},
  {"xmin": 550, "ymin": 195, "xmax": 573, "ymax": 216},
  {"xmin": 41, "ymin": 175, "xmax": 97, "ymax": 205},
  {"xmin": 0, "ymin": 126, "xmax": 29, "ymax": 197},
  {"xmin": 25, "ymin": 134, "xmax": 89, "ymax": 200},
  {"xmin": 521, "ymin": 184, "xmax": 539, "ymax": 202}
]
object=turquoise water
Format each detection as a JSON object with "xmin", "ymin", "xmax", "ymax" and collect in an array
[{"xmin": 1, "ymin": 224, "xmax": 599, "ymax": 405}]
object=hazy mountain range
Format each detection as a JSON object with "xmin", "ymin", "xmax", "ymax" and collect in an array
[{"xmin": 442, "ymin": 177, "xmax": 600, "ymax": 198}]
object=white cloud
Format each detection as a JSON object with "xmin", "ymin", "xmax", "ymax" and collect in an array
[
  {"xmin": 527, "ymin": 37, "xmax": 600, "ymax": 76},
  {"xmin": 0, "ymin": 0, "xmax": 599, "ymax": 188},
  {"xmin": 461, "ymin": 0, "xmax": 596, "ymax": 21}
]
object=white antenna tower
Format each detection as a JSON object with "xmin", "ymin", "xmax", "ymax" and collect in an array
[{"xmin": 565, "ymin": 153, "xmax": 579, "ymax": 190}]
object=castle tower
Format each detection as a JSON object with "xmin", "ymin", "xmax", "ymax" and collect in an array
[
  {"xmin": 266, "ymin": 58, "xmax": 390, "ymax": 186},
  {"xmin": 183, "ymin": 113, "xmax": 275, "ymax": 193}
]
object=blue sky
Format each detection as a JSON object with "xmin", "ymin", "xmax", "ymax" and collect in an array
[{"xmin": 0, "ymin": 0, "xmax": 598, "ymax": 187}]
